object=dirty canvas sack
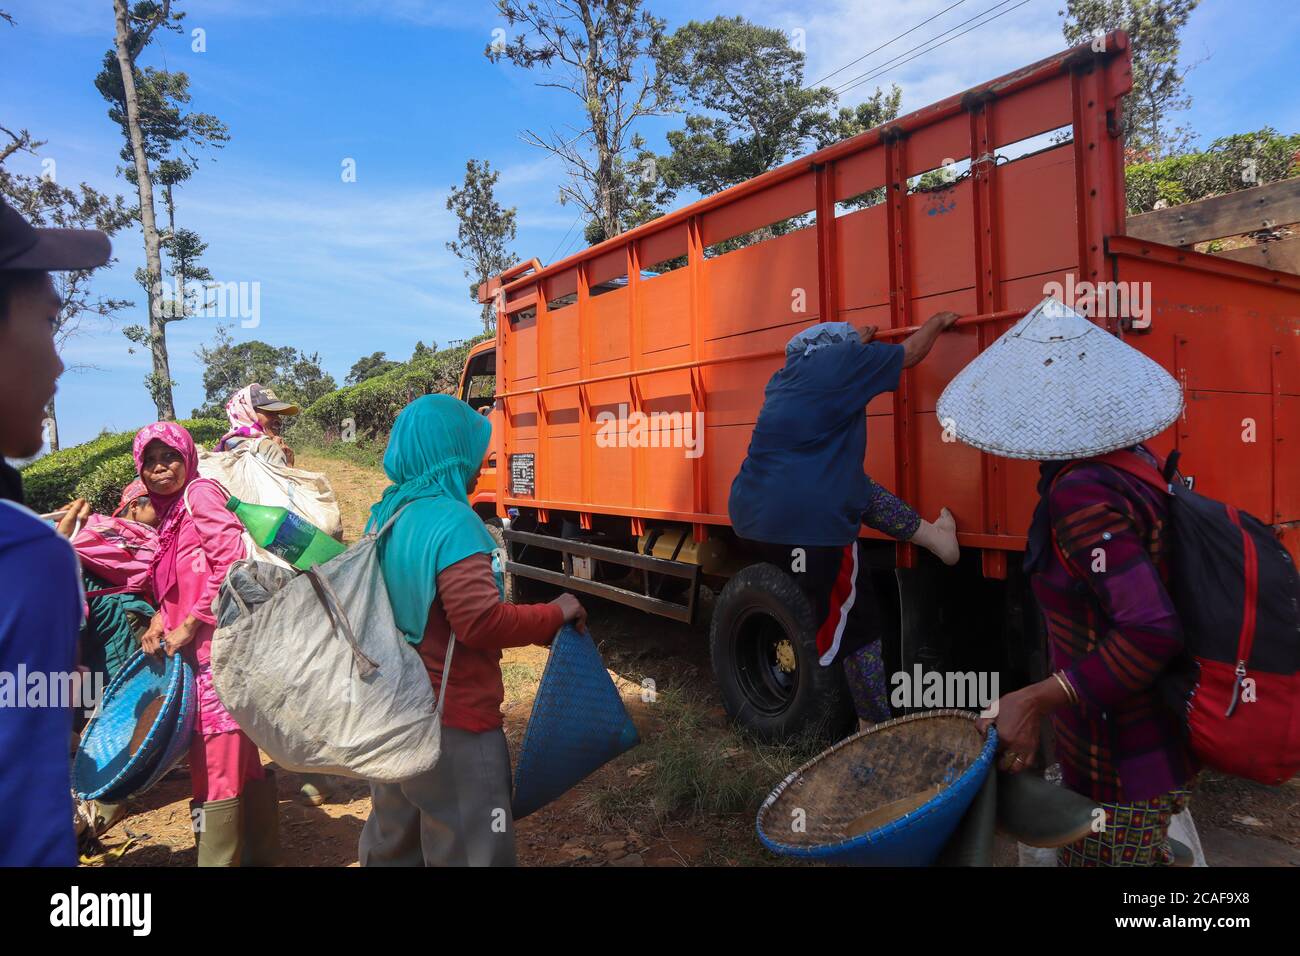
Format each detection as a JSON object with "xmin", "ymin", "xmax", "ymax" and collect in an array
[
  {"xmin": 198, "ymin": 438, "xmax": 343, "ymax": 541},
  {"xmin": 210, "ymin": 508, "xmax": 452, "ymax": 782}
]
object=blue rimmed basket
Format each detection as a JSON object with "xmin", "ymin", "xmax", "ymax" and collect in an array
[
  {"xmin": 129, "ymin": 658, "xmax": 196, "ymax": 796},
  {"xmin": 756, "ymin": 709, "xmax": 997, "ymax": 866},
  {"xmin": 73, "ymin": 651, "xmax": 195, "ymax": 801}
]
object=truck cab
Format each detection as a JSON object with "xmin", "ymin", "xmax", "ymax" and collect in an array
[{"xmin": 458, "ymin": 339, "xmax": 500, "ymax": 516}]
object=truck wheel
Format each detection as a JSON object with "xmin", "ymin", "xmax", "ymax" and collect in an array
[
  {"xmin": 484, "ymin": 520, "xmax": 558, "ymax": 605},
  {"xmin": 709, "ymin": 563, "xmax": 854, "ymax": 744},
  {"xmin": 483, "ymin": 520, "xmax": 520, "ymax": 604}
]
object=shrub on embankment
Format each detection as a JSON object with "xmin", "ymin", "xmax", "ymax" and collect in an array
[
  {"xmin": 302, "ymin": 335, "xmax": 488, "ymax": 441},
  {"xmin": 20, "ymin": 419, "xmax": 227, "ymax": 515}
]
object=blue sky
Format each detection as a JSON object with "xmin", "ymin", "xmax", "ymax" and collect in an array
[{"xmin": 2, "ymin": 0, "xmax": 1297, "ymax": 448}]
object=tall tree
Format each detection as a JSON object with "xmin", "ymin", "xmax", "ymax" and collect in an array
[
  {"xmin": 193, "ymin": 325, "xmax": 336, "ymax": 419},
  {"xmin": 0, "ymin": 168, "xmax": 135, "ymax": 450},
  {"xmin": 98, "ymin": 0, "xmax": 228, "ymax": 419},
  {"xmin": 488, "ymin": 0, "xmax": 671, "ymax": 243},
  {"xmin": 1062, "ymin": 0, "xmax": 1201, "ymax": 158},
  {"xmin": 446, "ymin": 159, "xmax": 518, "ymax": 332},
  {"xmin": 644, "ymin": 16, "xmax": 900, "ymax": 243},
  {"xmin": 653, "ymin": 17, "xmax": 836, "ymax": 198}
]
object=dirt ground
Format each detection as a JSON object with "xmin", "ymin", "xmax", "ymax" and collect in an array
[{"xmin": 80, "ymin": 451, "xmax": 1300, "ymax": 867}]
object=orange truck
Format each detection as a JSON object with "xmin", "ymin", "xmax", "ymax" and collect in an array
[{"xmin": 459, "ymin": 32, "xmax": 1300, "ymax": 741}]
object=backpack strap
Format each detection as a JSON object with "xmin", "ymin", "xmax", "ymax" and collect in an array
[{"xmin": 1046, "ymin": 448, "xmax": 1170, "ymax": 581}]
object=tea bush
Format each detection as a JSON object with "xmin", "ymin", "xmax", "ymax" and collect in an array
[{"xmin": 20, "ymin": 418, "xmax": 227, "ymax": 515}]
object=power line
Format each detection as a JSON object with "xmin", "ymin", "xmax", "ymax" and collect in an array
[
  {"xmin": 805, "ymin": 0, "xmax": 974, "ymax": 89},
  {"xmin": 829, "ymin": 0, "xmax": 1018, "ymax": 98},
  {"xmin": 833, "ymin": 0, "xmax": 1034, "ymax": 99},
  {"xmin": 546, "ymin": 213, "xmax": 581, "ymax": 263}
]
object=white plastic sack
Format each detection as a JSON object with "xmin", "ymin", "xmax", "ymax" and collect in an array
[
  {"xmin": 197, "ymin": 438, "xmax": 343, "ymax": 541},
  {"xmin": 210, "ymin": 512, "xmax": 452, "ymax": 782}
]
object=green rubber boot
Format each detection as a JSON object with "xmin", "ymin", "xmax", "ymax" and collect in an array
[
  {"xmin": 241, "ymin": 769, "xmax": 281, "ymax": 867},
  {"xmin": 995, "ymin": 770, "xmax": 1099, "ymax": 848},
  {"xmin": 192, "ymin": 797, "xmax": 243, "ymax": 867}
]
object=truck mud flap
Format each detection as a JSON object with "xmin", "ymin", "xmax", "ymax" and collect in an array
[{"xmin": 503, "ymin": 528, "xmax": 700, "ymax": 624}]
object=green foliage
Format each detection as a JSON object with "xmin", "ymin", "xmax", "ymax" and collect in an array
[
  {"xmin": 20, "ymin": 418, "xmax": 226, "ymax": 515},
  {"xmin": 192, "ymin": 324, "xmax": 337, "ymax": 418},
  {"xmin": 94, "ymin": 3, "xmax": 229, "ymax": 182},
  {"xmin": 488, "ymin": 0, "xmax": 670, "ymax": 242},
  {"xmin": 650, "ymin": 17, "xmax": 836, "ymax": 203},
  {"xmin": 644, "ymin": 16, "xmax": 901, "ymax": 232},
  {"xmin": 303, "ymin": 336, "xmax": 490, "ymax": 440},
  {"xmin": 1125, "ymin": 128, "xmax": 1300, "ymax": 214},
  {"xmin": 1062, "ymin": 0, "xmax": 1201, "ymax": 157}
]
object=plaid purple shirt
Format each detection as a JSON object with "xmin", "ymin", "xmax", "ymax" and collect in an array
[{"xmin": 1031, "ymin": 454, "xmax": 1197, "ymax": 803}]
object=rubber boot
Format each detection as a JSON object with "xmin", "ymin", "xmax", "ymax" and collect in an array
[
  {"xmin": 995, "ymin": 770, "xmax": 1098, "ymax": 848},
  {"xmin": 192, "ymin": 797, "xmax": 243, "ymax": 867},
  {"xmin": 241, "ymin": 769, "xmax": 281, "ymax": 867}
]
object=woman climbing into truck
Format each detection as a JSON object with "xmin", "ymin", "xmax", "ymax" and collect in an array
[{"xmin": 728, "ymin": 310, "xmax": 962, "ymax": 729}]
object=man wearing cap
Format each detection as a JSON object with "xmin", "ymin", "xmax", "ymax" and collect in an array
[
  {"xmin": 214, "ymin": 383, "xmax": 300, "ymax": 466},
  {"xmin": 0, "ymin": 198, "xmax": 111, "ymax": 865},
  {"xmin": 950, "ymin": 296, "xmax": 1196, "ymax": 867}
]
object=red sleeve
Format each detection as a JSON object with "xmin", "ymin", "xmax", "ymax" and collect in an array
[{"xmin": 436, "ymin": 553, "xmax": 564, "ymax": 650}]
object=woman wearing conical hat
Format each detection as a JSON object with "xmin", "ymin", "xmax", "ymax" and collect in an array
[{"xmin": 944, "ymin": 296, "xmax": 1197, "ymax": 867}]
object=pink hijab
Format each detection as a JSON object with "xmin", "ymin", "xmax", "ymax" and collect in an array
[
  {"xmin": 132, "ymin": 421, "xmax": 201, "ymax": 602},
  {"xmin": 215, "ymin": 385, "xmax": 263, "ymax": 451}
]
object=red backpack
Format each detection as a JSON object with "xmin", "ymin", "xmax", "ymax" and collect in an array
[{"xmin": 1055, "ymin": 449, "xmax": 1300, "ymax": 785}]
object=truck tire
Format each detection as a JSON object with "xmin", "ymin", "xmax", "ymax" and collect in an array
[
  {"xmin": 709, "ymin": 563, "xmax": 855, "ymax": 744},
  {"xmin": 483, "ymin": 520, "xmax": 521, "ymax": 605},
  {"xmin": 484, "ymin": 519, "xmax": 559, "ymax": 605}
]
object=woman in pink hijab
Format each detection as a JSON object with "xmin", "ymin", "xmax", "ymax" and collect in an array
[{"xmin": 132, "ymin": 421, "xmax": 278, "ymax": 866}]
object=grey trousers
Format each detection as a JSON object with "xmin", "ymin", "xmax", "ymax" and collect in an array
[{"xmin": 359, "ymin": 725, "xmax": 517, "ymax": 867}]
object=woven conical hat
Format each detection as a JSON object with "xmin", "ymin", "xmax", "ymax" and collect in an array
[{"xmin": 935, "ymin": 296, "xmax": 1182, "ymax": 460}]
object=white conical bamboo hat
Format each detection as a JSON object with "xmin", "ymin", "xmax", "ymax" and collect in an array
[{"xmin": 935, "ymin": 296, "xmax": 1183, "ymax": 460}]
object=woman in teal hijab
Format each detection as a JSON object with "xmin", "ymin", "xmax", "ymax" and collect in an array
[
  {"xmin": 367, "ymin": 394, "xmax": 500, "ymax": 640},
  {"xmin": 360, "ymin": 394, "xmax": 586, "ymax": 867}
]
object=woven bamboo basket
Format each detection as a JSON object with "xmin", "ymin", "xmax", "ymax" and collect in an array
[
  {"xmin": 73, "ymin": 651, "xmax": 194, "ymax": 802},
  {"xmin": 756, "ymin": 709, "xmax": 997, "ymax": 866}
]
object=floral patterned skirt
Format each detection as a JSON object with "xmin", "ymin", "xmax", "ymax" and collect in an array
[{"xmin": 1057, "ymin": 788, "xmax": 1192, "ymax": 867}]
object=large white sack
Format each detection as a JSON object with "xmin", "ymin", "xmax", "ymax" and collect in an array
[
  {"xmin": 197, "ymin": 438, "xmax": 343, "ymax": 540},
  {"xmin": 210, "ymin": 513, "xmax": 452, "ymax": 783}
]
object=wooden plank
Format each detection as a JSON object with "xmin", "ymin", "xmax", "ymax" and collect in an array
[
  {"xmin": 1125, "ymin": 177, "xmax": 1300, "ymax": 247},
  {"xmin": 1212, "ymin": 235, "xmax": 1300, "ymax": 274}
]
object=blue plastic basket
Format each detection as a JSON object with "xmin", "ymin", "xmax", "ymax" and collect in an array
[
  {"xmin": 73, "ymin": 650, "xmax": 193, "ymax": 801},
  {"xmin": 511, "ymin": 625, "xmax": 640, "ymax": 820},
  {"xmin": 756, "ymin": 710, "xmax": 997, "ymax": 866},
  {"xmin": 130, "ymin": 657, "xmax": 196, "ymax": 796}
]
